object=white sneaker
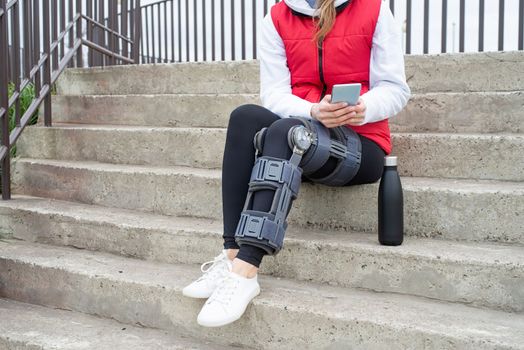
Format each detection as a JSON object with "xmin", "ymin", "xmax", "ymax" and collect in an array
[
  {"xmin": 197, "ymin": 271, "xmax": 260, "ymax": 327},
  {"xmin": 182, "ymin": 250, "xmax": 232, "ymax": 299}
]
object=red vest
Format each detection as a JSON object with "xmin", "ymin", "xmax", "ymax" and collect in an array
[{"xmin": 270, "ymin": 0, "xmax": 391, "ymax": 154}]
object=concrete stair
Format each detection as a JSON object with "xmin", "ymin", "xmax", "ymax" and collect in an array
[
  {"xmin": 0, "ymin": 195, "xmax": 522, "ymax": 313},
  {"xmin": 0, "ymin": 298, "xmax": 236, "ymax": 350},
  {"xmin": 17, "ymin": 124, "xmax": 524, "ymax": 180},
  {"xmin": 0, "ymin": 240, "xmax": 523, "ymax": 350},
  {"xmin": 11, "ymin": 158, "xmax": 524, "ymax": 245},
  {"xmin": 2, "ymin": 50, "xmax": 523, "ymax": 348},
  {"xmin": 55, "ymin": 51, "xmax": 524, "ymax": 95}
]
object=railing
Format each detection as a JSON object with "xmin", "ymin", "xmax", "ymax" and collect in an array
[
  {"xmin": 138, "ymin": 0, "xmax": 524, "ymax": 63},
  {"xmin": 0, "ymin": 0, "xmax": 141, "ymax": 200}
]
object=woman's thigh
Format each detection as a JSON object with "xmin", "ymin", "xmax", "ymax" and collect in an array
[
  {"xmin": 344, "ymin": 135, "xmax": 386, "ymax": 186},
  {"xmin": 300, "ymin": 134, "xmax": 385, "ymax": 186}
]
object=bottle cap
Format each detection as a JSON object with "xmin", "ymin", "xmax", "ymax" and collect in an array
[{"xmin": 384, "ymin": 156, "xmax": 398, "ymax": 166}]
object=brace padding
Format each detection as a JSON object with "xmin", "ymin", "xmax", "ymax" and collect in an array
[
  {"xmin": 291, "ymin": 117, "xmax": 362, "ymax": 186},
  {"xmin": 234, "ymin": 156, "xmax": 302, "ymax": 255}
]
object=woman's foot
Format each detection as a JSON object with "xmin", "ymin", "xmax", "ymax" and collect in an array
[
  {"xmin": 182, "ymin": 249, "xmax": 234, "ymax": 298},
  {"xmin": 197, "ymin": 269, "xmax": 260, "ymax": 327}
]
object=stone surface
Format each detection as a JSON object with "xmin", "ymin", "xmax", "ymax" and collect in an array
[
  {"xmin": 0, "ymin": 298, "xmax": 237, "ymax": 350},
  {"xmin": 44, "ymin": 93, "xmax": 259, "ymax": 128},
  {"xmin": 55, "ymin": 51, "xmax": 524, "ymax": 96},
  {"xmin": 18, "ymin": 124, "xmax": 228, "ymax": 169},
  {"xmin": 11, "ymin": 158, "xmax": 524, "ymax": 243},
  {"xmin": 56, "ymin": 60, "xmax": 261, "ymax": 95},
  {"xmin": 404, "ymin": 51, "xmax": 524, "ymax": 93},
  {"xmin": 392, "ymin": 132, "xmax": 524, "ymax": 181},
  {"xmin": 18, "ymin": 124, "xmax": 524, "ymax": 181},
  {"xmin": 392, "ymin": 91, "xmax": 524, "ymax": 133},
  {"xmin": 46, "ymin": 91, "xmax": 524, "ymax": 134},
  {"xmin": 4, "ymin": 51, "xmax": 524, "ymax": 349},
  {"xmin": 0, "ymin": 196, "xmax": 522, "ymax": 312},
  {"xmin": 0, "ymin": 240, "xmax": 523, "ymax": 350}
]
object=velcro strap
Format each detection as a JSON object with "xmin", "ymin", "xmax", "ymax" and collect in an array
[
  {"xmin": 235, "ymin": 211, "xmax": 286, "ymax": 250},
  {"xmin": 250, "ymin": 157, "xmax": 302, "ymax": 196}
]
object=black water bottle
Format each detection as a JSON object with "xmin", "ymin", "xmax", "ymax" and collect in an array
[{"xmin": 378, "ymin": 156, "xmax": 403, "ymax": 245}]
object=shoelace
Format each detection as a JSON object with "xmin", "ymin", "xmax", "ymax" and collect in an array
[
  {"xmin": 196, "ymin": 254, "xmax": 229, "ymax": 282},
  {"xmin": 207, "ymin": 274, "xmax": 240, "ymax": 307}
]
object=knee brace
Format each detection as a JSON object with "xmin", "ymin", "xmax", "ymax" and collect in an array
[
  {"xmin": 236, "ymin": 117, "xmax": 362, "ymax": 255},
  {"xmin": 290, "ymin": 117, "xmax": 362, "ymax": 186},
  {"xmin": 234, "ymin": 155, "xmax": 302, "ymax": 255},
  {"xmin": 255, "ymin": 117, "xmax": 362, "ymax": 186}
]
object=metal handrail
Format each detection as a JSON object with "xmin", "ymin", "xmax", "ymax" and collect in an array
[
  {"xmin": 0, "ymin": 0, "xmax": 142, "ymax": 199},
  {"xmin": 137, "ymin": 0, "xmax": 523, "ymax": 64}
]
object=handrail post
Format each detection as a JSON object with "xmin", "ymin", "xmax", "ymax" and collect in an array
[
  {"xmin": 132, "ymin": 0, "xmax": 141, "ymax": 64},
  {"xmin": 43, "ymin": 0, "xmax": 52, "ymax": 126},
  {"xmin": 76, "ymin": 0, "xmax": 83, "ymax": 67},
  {"xmin": 0, "ymin": 0, "xmax": 11, "ymax": 199}
]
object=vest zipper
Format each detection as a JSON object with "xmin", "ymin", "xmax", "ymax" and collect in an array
[{"xmin": 318, "ymin": 38, "xmax": 327, "ymax": 101}]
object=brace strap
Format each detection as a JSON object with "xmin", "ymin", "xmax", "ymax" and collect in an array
[
  {"xmin": 250, "ymin": 156, "xmax": 301, "ymax": 197},
  {"xmin": 235, "ymin": 211, "xmax": 287, "ymax": 253},
  {"xmin": 235, "ymin": 156, "xmax": 303, "ymax": 255}
]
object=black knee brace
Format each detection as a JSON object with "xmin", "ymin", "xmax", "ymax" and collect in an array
[{"xmin": 235, "ymin": 117, "xmax": 362, "ymax": 255}]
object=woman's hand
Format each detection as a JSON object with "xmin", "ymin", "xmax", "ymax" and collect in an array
[{"xmin": 310, "ymin": 95, "xmax": 366, "ymax": 128}]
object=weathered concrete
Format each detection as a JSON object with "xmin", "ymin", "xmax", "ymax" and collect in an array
[
  {"xmin": 55, "ymin": 52, "xmax": 524, "ymax": 95},
  {"xmin": 0, "ymin": 240, "xmax": 523, "ymax": 350},
  {"xmin": 44, "ymin": 93, "xmax": 259, "ymax": 127},
  {"xmin": 391, "ymin": 91, "xmax": 524, "ymax": 133},
  {"xmin": 0, "ymin": 196, "xmax": 523, "ymax": 312},
  {"xmin": 56, "ymin": 60, "xmax": 261, "ymax": 95},
  {"xmin": 18, "ymin": 125, "xmax": 524, "ymax": 181},
  {"xmin": 11, "ymin": 158, "xmax": 524, "ymax": 245},
  {"xmin": 0, "ymin": 298, "xmax": 236, "ymax": 350},
  {"xmin": 18, "ymin": 124, "xmax": 229, "ymax": 169},
  {"xmin": 392, "ymin": 132, "xmax": 524, "ymax": 181},
  {"xmin": 46, "ymin": 91, "xmax": 524, "ymax": 134},
  {"xmin": 404, "ymin": 51, "xmax": 524, "ymax": 93}
]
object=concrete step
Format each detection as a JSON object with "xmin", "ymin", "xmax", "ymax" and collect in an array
[
  {"xmin": 392, "ymin": 91, "xmax": 524, "ymax": 133},
  {"xmin": 0, "ymin": 240, "xmax": 523, "ymax": 350},
  {"xmin": 11, "ymin": 158, "xmax": 524, "ymax": 245},
  {"xmin": 0, "ymin": 195, "xmax": 522, "ymax": 312},
  {"xmin": 56, "ymin": 52, "xmax": 524, "ymax": 96},
  {"xmin": 0, "ymin": 298, "xmax": 237, "ymax": 350},
  {"xmin": 392, "ymin": 132, "xmax": 524, "ymax": 181},
  {"xmin": 18, "ymin": 124, "xmax": 524, "ymax": 181},
  {"xmin": 45, "ymin": 93, "xmax": 259, "ymax": 128},
  {"xmin": 45, "ymin": 91, "xmax": 524, "ymax": 134}
]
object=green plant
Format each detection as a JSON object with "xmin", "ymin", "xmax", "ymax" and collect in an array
[
  {"xmin": 0, "ymin": 82, "xmax": 39, "ymax": 194},
  {"xmin": 7, "ymin": 81, "xmax": 39, "ymax": 157}
]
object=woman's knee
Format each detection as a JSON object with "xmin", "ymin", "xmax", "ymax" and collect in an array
[
  {"xmin": 261, "ymin": 118, "xmax": 304, "ymax": 158},
  {"xmin": 265, "ymin": 117, "xmax": 303, "ymax": 141}
]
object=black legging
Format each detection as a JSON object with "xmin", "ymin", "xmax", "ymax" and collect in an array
[{"xmin": 222, "ymin": 104, "xmax": 385, "ymax": 268}]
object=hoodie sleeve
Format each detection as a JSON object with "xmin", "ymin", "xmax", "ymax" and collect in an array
[
  {"xmin": 259, "ymin": 14, "xmax": 315, "ymax": 119},
  {"xmin": 358, "ymin": 0, "xmax": 411, "ymax": 125}
]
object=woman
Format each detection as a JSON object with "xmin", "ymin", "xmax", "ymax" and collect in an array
[{"xmin": 183, "ymin": 0, "xmax": 410, "ymax": 327}]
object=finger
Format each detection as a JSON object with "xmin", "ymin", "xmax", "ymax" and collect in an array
[
  {"xmin": 320, "ymin": 107, "xmax": 353, "ymax": 120},
  {"xmin": 322, "ymin": 101, "xmax": 348, "ymax": 112},
  {"xmin": 346, "ymin": 117, "xmax": 365, "ymax": 126},
  {"xmin": 333, "ymin": 112, "xmax": 356, "ymax": 125},
  {"xmin": 324, "ymin": 110, "xmax": 356, "ymax": 121},
  {"xmin": 354, "ymin": 105, "xmax": 365, "ymax": 114}
]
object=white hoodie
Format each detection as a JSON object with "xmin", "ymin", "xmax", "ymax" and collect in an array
[{"xmin": 259, "ymin": 0, "xmax": 411, "ymax": 125}]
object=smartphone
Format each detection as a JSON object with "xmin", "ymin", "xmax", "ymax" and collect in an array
[{"xmin": 331, "ymin": 83, "xmax": 362, "ymax": 106}]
